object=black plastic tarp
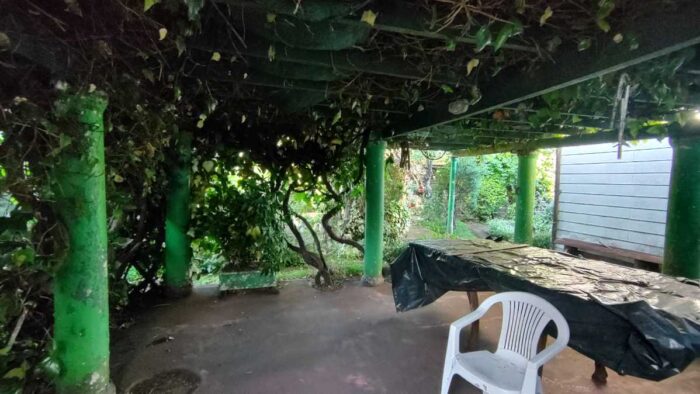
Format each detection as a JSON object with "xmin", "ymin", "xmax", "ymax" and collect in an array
[{"xmin": 390, "ymin": 239, "xmax": 700, "ymax": 381}]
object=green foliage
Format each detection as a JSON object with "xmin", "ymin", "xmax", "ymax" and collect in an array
[
  {"xmin": 346, "ymin": 157, "xmax": 411, "ymax": 258},
  {"xmin": 191, "ymin": 169, "xmax": 295, "ymax": 274},
  {"xmin": 419, "ymin": 151, "xmax": 554, "ymax": 245},
  {"xmin": 474, "ymin": 176, "xmax": 510, "ymax": 220},
  {"xmin": 487, "ymin": 204, "xmax": 554, "ymax": 249}
]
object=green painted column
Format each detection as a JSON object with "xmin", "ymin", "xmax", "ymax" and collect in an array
[
  {"xmin": 362, "ymin": 139, "xmax": 386, "ymax": 286},
  {"xmin": 51, "ymin": 93, "xmax": 111, "ymax": 393},
  {"xmin": 446, "ymin": 157, "xmax": 458, "ymax": 234},
  {"xmin": 514, "ymin": 151, "xmax": 538, "ymax": 244},
  {"xmin": 164, "ymin": 130, "xmax": 193, "ymax": 297},
  {"xmin": 663, "ymin": 133, "xmax": 700, "ymax": 279}
]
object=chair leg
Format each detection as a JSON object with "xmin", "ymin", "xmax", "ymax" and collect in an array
[{"xmin": 440, "ymin": 361, "xmax": 453, "ymax": 394}]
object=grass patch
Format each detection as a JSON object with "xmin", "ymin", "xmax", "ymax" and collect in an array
[{"xmin": 420, "ymin": 218, "xmax": 476, "ymax": 240}]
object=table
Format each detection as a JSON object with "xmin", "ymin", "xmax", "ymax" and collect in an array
[{"xmin": 390, "ymin": 239, "xmax": 700, "ymax": 382}]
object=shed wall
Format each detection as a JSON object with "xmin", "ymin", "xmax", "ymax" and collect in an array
[{"xmin": 555, "ymin": 138, "xmax": 672, "ymax": 257}]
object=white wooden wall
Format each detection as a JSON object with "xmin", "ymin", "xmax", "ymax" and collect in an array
[{"xmin": 555, "ymin": 138, "xmax": 672, "ymax": 257}]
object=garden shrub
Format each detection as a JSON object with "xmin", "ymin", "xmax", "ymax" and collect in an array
[
  {"xmin": 191, "ymin": 171, "xmax": 296, "ymax": 274},
  {"xmin": 474, "ymin": 176, "xmax": 510, "ymax": 220}
]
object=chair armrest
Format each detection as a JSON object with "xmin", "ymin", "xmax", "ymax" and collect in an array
[
  {"xmin": 529, "ymin": 331, "xmax": 570, "ymax": 368},
  {"xmin": 445, "ymin": 305, "xmax": 489, "ymax": 358},
  {"xmin": 450, "ymin": 304, "xmax": 490, "ymax": 330}
]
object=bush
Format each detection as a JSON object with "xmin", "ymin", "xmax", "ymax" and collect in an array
[
  {"xmin": 486, "ymin": 208, "xmax": 553, "ymax": 249},
  {"xmin": 487, "ymin": 218, "xmax": 515, "ymax": 240},
  {"xmin": 192, "ymin": 172, "xmax": 296, "ymax": 274},
  {"xmin": 474, "ymin": 176, "xmax": 510, "ymax": 220}
]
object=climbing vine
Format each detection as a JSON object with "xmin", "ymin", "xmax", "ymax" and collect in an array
[{"xmin": 0, "ymin": 0, "xmax": 697, "ymax": 391}]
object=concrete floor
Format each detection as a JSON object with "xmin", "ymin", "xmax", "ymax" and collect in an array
[{"xmin": 112, "ymin": 280, "xmax": 700, "ymax": 393}]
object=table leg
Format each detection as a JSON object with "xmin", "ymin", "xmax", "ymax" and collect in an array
[
  {"xmin": 467, "ymin": 291, "xmax": 479, "ymax": 349},
  {"xmin": 592, "ymin": 361, "xmax": 608, "ymax": 385}
]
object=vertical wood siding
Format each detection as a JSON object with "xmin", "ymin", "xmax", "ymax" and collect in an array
[{"xmin": 555, "ymin": 139, "xmax": 672, "ymax": 257}]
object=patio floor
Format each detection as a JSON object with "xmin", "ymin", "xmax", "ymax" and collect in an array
[{"xmin": 112, "ymin": 280, "xmax": 700, "ymax": 393}]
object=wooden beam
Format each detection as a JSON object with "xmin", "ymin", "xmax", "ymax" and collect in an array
[{"xmin": 386, "ymin": 2, "xmax": 700, "ymax": 137}]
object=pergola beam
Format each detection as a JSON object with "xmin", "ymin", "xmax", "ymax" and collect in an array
[
  {"xmin": 387, "ymin": 2, "xmax": 700, "ymax": 137},
  {"xmin": 452, "ymin": 124, "xmax": 700, "ymax": 156}
]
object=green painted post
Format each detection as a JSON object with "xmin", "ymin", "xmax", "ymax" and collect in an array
[
  {"xmin": 164, "ymin": 130, "xmax": 193, "ymax": 297},
  {"xmin": 51, "ymin": 93, "xmax": 111, "ymax": 393},
  {"xmin": 446, "ymin": 156, "xmax": 458, "ymax": 234},
  {"xmin": 362, "ymin": 139, "xmax": 386, "ymax": 286},
  {"xmin": 663, "ymin": 133, "xmax": 700, "ymax": 279},
  {"xmin": 514, "ymin": 151, "xmax": 537, "ymax": 244}
]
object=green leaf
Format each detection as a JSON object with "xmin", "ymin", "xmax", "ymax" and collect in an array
[
  {"xmin": 577, "ymin": 38, "xmax": 592, "ymax": 52},
  {"xmin": 474, "ymin": 25, "xmax": 492, "ymax": 52},
  {"xmin": 3, "ymin": 364, "xmax": 27, "ymax": 380},
  {"xmin": 466, "ymin": 58, "xmax": 480, "ymax": 76},
  {"xmin": 440, "ymin": 84, "xmax": 454, "ymax": 94},
  {"xmin": 203, "ymin": 160, "xmax": 214, "ymax": 172},
  {"xmin": 539, "ymin": 6, "xmax": 553, "ymax": 26},
  {"xmin": 266, "ymin": 13, "xmax": 277, "ymax": 23},
  {"xmin": 546, "ymin": 36, "xmax": 562, "ymax": 52},
  {"xmin": 596, "ymin": 0, "xmax": 615, "ymax": 32},
  {"xmin": 0, "ymin": 31, "xmax": 11, "ymax": 51},
  {"xmin": 515, "ymin": 0, "xmax": 526, "ymax": 14},
  {"xmin": 361, "ymin": 10, "xmax": 377, "ymax": 26},
  {"xmin": 158, "ymin": 28, "xmax": 167, "ymax": 41},
  {"xmin": 12, "ymin": 248, "xmax": 34, "ymax": 266},
  {"xmin": 211, "ymin": 52, "xmax": 221, "ymax": 62},
  {"xmin": 445, "ymin": 40, "xmax": 456, "ymax": 52},
  {"xmin": 144, "ymin": 0, "xmax": 157, "ymax": 12},
  {"xmin": 493, "ymin": 24, "xmax": 514, "ymax": 52},
  {"xmin": 332, "ymin": 110, "xmax": 342, "ymax": 125}
]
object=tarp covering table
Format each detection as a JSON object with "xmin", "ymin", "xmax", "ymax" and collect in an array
[{"xmin": 390, "ymin": 239, "xmax": 700, "ymax": 381}]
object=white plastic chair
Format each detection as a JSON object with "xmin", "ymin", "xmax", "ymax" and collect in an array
[{"xmin": 441, "ymin": 292, "xmax": 570, "ymax": 394}]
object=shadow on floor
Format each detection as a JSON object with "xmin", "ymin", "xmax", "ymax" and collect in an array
[{"xmin": 112, "ymin": 280, "xmax": 700, "ymax": 393}]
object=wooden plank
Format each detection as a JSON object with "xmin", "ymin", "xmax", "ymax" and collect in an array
[
  {"xmin": 558, "ymin": 193, "xmax": 668, "ymax": 210},
  {"xmin": 560, "ymin": 149, "xmax": 673, "ymax": 165},
  {"xmin": 560, "ymin": 173, "xmax": 670, "ymax": 186},
  {"xmin": 558, "ymin": 211, "xmax": 666, "ymax": 236},
  {"xmin": 557, "ymin": 221, "xmax": 665, "ymax": 248},
  {"xmin": 561, "ymin": 138, "xmax": 670, "ymax": 155},
  {"xmin": 559, "ymin": 183, "xmax": 669, "ymax": 199},
  {"xmin": 558, "ymin": 202, "xmax": 668, "ymax": 223},
  {"xmin": 556, "ymin": 230, "xmax": 664, "ymax": 257},
  {"xmin": 554, "ymin": 238, "xmax": 662, "ymax": 264},
  {"xmin": 560, "ymin": 161, "xmax": 672, "ymax": 175}
]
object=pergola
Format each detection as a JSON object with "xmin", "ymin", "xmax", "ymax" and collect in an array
[{"xmin": 2, "ymin": 1, "xmax": 700, "ymax": 392}]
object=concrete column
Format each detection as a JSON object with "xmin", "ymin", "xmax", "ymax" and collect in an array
[
  {"xmin": 362, "ymin": 139, "xmax": 386, "ymax": 286},
  {"xmin": 164, "ymin": 130, "xmax": 193, "ymax": 297},
  {"xmin": 51, "ymin": 93, "xmax": 111, "ymax": 393},
  {"xmin": 446, "ymin": 156, "xmax": 457, "ymax": 234},
  {"xmin": 514, "ymin": 151, "xmax": 537, "ymax": 244},
  {"xmin": 663, "ymin": 133, "xmax": 700, "ymax": 279}
]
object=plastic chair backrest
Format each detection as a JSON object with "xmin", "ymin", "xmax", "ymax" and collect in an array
[{"xmin": 481, "ymin": 292, "xmax": 568, "ymax": 360}]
